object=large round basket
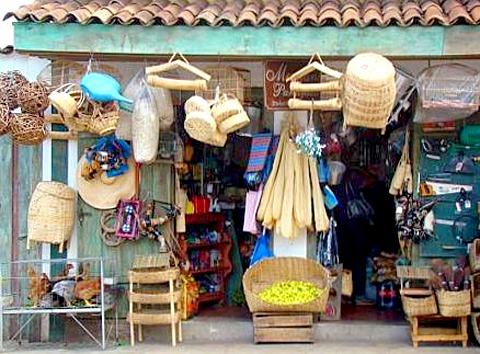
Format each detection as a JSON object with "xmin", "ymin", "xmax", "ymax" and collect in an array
[
  {"xmin": 18, "ymin": 81, "xmax": 49, "ymax": 114},
  {"xmin": 27, "ymin": 181, "xmax": 76, "ymax": 253},
  {"xmin": 436, "ymin": 290, "xmax": 471, "ymax": 317},
  {"xmin": 10, "ymin": 113, "xmax": 47, "ymax": 145},
  {"xmin": 242, "ymin": 257, "xmax": 331, "ymax": 313},
  {"xmin": 0, "ymin": 71, "xmax": 28, "ymax": 109},
  {"xmin": 342, "ymin": 53, "xmax": 396, "ymax": 132},
  {"xmin": 0, "ymin": 103, "xmax": 11, "ymax": 136},
  {"xmin": 401, "ymin": 294, "xmax": 438, "ymax": 318}
]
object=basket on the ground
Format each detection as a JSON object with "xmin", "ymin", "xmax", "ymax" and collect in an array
[
  {"xmin": 27, "ymin": 181, "xmax": 76, "ymax": 252},
  {"xmin": 470, "ymin": 238, "xmax": 480, "ymax": 273},
  {"xmin": 342, "ymin": 53, "xmax": 396, "ymax": 133},
  {"xmin": 242, "ymin": 257, "xmax": 331, "ymax": 313},
  {"xmin": 436, "ymin": 290, "xmax": 471, "ymax": 317},
  {"xmin": 342, "ymin": 269, "xmax": 353, "ymax": 297},
  {"xmin": 10, "ymin": 113, "xmax": 47, "ymax": 145},
  {"xmin": 401, "ymin": 294, "xmax": 438, "ymax": 317},
  {"xmin": 472, "ymin": 273, "xmax": 480, "ymax": 309}
]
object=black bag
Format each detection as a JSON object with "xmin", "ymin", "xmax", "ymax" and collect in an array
[
  {"xmin": 317, "ymin": 216, "xmax": 339, "ymax": 268},
  {"xmin": 345, "ymin": 182, "xmax": 375, "ymax": 222}
]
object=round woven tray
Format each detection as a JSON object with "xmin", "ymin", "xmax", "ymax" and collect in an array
[
  {"xmin": 343, "ymin": 53, "xmax": 396, "ymax": 131},
  {"xmin": 0, "ymin": 71, "xmax": 28, "ymax": 109},
  {"xmin": 0, "ymin": 103, "xmax": 11, "ymax": 136},
  {"xmin": 18, "ymin": 81, "xmax": 49, "ymax": 114},
  {"xmin": 10, "ymin": 113, "xmax": 47, "ymax": 145}
]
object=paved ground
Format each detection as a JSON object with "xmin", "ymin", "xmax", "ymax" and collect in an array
[{"xmin": 3, "ymin": 341, "xmax": 479, "ymax": 353}]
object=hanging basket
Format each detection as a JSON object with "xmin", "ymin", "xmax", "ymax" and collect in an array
[
  {"xmin": 10, "ymin": 113, "xmax": 47, "ymax": 145},
  {"xmin": 0, "ymin": 103, "xmax": 11, "ymax": 136},
  {"xmin": 242, "ymin": 257, "xmax": 331, "ymax": 313},
  {"xmin": 18, "ymin": 81, "xmax": 49, "ymax": 114},
  {"xmin": 78, "ymin": 100, "xmax": 119, "ymax": 136},
  {"xmin": 0, "ymin": 71, "xmax": 28, "ymax": 109},
  {"xmin": 184, "ymin": 111, "xmax": 216, "ymax": 143},
  {"xmin": 342, "ymin": 53, "xmax": 396, "ymax": 132},
  {"xmin": 211, "ymin": 94, "xmax": 244, "ymax": 124},
  {"xmin": 27, "ymin": 181, "xmax": 75, "ymax": 253}
]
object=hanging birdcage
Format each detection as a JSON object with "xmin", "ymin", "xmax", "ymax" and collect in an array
[{"xmin": 197, "ymin": 66, "xmax": 251, "ymax": 103}]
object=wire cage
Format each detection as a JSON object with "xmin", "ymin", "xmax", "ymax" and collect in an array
[
  {"xmin": 197, "ymin": 66, "xmax": 251, "ymax": 103},
  {"xmin": 0, "ymin": 257, "xmax": 118, "ymax": 349}
]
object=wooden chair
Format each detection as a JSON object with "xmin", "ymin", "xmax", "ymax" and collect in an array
[{"xmin": 128, "ymin": 268, "xmax": 182, "ymax": 347}]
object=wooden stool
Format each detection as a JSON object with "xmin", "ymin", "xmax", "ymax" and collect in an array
[
  {"xmin": 127, "ymin": 268, "xmax": 182, "ymax": 347},
  {"xmin": 410, "ymin": 315, "xmax": 468, "ymax": 348},
  {"xmin": 253, "ymin": 312, "xmax": 314, "ymax": 344}
]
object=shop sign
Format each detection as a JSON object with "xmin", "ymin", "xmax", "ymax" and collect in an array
[{"xmin": 264, "ymin": 60, "xmax": 321, "ymax": 111}]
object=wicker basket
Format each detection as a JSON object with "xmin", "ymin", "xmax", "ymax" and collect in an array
[
  {"xmin": 18, "ymin": 81, "xmax": 49, "ymax": 114},
  {"xmin": 342, "ymin": 269, "xmax": 353, "ymax": 297},
  {"xmin": 10, "ymin": 113, "xmax": 47, "ymax": 145},
  {"xmin": 0, "ymin": 103, "xmax": 11, "ymax": 136},
  {"xmin": 342, "ymin": 53, "xmax": 396, "ymax": 133},
  {"xmin": 184, "ymin": 111, "xmax": 216, "ymax": 143},
  {"xmin": 27, "ymin": 181, "xmax": 76, "ymax": 253},
  {"xmin": 470, "ymin": 238, "xmax": 480, "ymax": 273},
  {"xmin": 78, "ymin": 100, "xmax": 119, "ymax": 136},
  {"xmin": 211, "ymin": 94, "xmax": 244, "ymax": 124},
  {"xmin": 436, "ymin": 290, "xmax": 471, "ymax": 317},
  {"xmin": 0, "ymin": 71, "xmax": 28, "ymax": 109},
  {"xmin": 242, "ymin": 257, "xmax": 331, "ymax": 313},
  {"xmin": 198, "ymin": 66, "xmax": 251, "ymax": 103},
  {"xmin": 401, "ymin": 294, "xmax": 438, "ymax": 317},
  {"xmin": 129, "ymin": 268, "xmax": 180, "ymax": 284},
  {"xmin": 396, "ymin": 266, "xmax": 433, "ymax": 279},
  {"xmin": 472, "ymin": 273, "xmax": 480, "ymax": 310}
]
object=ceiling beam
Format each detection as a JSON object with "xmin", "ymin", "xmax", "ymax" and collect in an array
[{"xmin": 13, "ymin": 22, "xmax": 480, "ymax": 58}]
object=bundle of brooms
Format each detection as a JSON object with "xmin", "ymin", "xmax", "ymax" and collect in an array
[{"xmin": 257, "ymin": 116, "xmax": 329, "ymax": 238}]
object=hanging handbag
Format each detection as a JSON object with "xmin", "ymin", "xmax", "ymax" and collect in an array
[
  {"xmin": 115, "ymin": 199, "xmax": 141, "ymax": 240},
  {"xmin": 317, "ymin": 216, "xmax": 339, "ymax": 268},
  {"xmin": 345, "ymin": 182, "xmax": 374, "ymax": 222}
]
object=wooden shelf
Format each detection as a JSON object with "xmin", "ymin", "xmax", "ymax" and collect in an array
[
  {"xmin": 197, "ymin": 291, "xmax": 224, "ymax": 303},
  {"xmin": 185, "ymin": 213, "xmax": 224, "ymax": 225},
  {"xmin": 410, "ymin": 315, "xmax": 468, "ymax": 348},
  {"xmin": 186, "ymin": 241, "xmax": 229, "ymax": 249},
  {"xmin": 191, "ymin": 267, "xmax": 225, "ymax": 275}
]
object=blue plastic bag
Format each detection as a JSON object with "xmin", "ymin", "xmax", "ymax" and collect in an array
[
  {"xmin": 323, "ymin": 185, "xmax": 338, "ymax": 210},
  {"xmin": 318, "ymin": 158, "xmax": 330, "ymax": 183},
  {"xmin": 250, "ymin": 229, "xmax": 274, "ymax": 267}
]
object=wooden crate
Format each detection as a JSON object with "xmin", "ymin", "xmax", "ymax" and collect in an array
[
  {"xmin": 410, "ymin": 315, "xmax": 468, "ymax": 348},
  {"xmin": 252, "ymin": 312, "xmax": 314, "ymax": 344}
]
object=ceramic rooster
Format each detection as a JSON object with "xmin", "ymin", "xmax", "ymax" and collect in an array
[
  {"xmin": 27, "ymin": 267, "xmax": 50, "ymax": 307},
  {"xmin": 74, "ymin": 263, "xmax": 101, "ymax": 306}
]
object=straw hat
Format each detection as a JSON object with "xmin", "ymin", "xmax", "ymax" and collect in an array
[
  {"xmin": 48, "ymin": 91, "xmax": 78, "ymax": 119},
  {"xmin": 77, "ymin": 156, "xmax": 136, "ymax": 210}
]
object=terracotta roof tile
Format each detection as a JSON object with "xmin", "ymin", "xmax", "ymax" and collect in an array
[{"xmin": 5, "ymin": 0, "xmax": 480, "ymax": 27}]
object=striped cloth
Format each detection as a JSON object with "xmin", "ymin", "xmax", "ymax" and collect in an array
[{"xmin": 246, "ymin": 133, "xmax": 273, "ymax": 173}]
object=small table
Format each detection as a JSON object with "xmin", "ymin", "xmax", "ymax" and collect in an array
[{"xmin": 410, "ymin": 315, "xmax": 468, "ymax": 348}]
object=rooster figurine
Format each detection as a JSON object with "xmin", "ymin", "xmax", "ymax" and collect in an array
[
  {"xmin": 74, "ymin": 263, "xmax": 101, "ymax": 307},
  {"xmin": 27, "ymin": 267, "xmax": 50, "ymax": 307}
]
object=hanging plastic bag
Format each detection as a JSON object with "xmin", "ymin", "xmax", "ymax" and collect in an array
[
  {"xmin": 250, "ymin": 229, "xmax": 274, "ymax": 267},
  {"xmin": 317, "ymin": 217, "xmax": 339, "ymax": 268},
  {"xmin": 150, "ymin": 86, "xmax": 174, "ymax": 131},
  {"xmin": 131, "ymin": 82, "xmax": 159, "ymax": 164}
]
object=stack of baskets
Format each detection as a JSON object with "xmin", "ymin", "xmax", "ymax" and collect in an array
[
  {"xmin": 398, "ymin": 265, "xmax": 472, "ymax": 318},
  {"xmin": 242, "ymin": 257, "xmax": 331, "ymax": 313}
]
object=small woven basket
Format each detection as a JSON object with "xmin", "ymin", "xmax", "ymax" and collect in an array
[
  {"xmin": 342, "ymin": 269, "xmax": 353, "ymax": 297},
  {"xmin": 0, "ymin": 71, "xmax": 28, "ymax": 109},
  {"xmin": 10, "ymin": 113, "xmax": 47, "ymax": 145},
  {"xmin": 401, "ymin": 294, "xmax": 438, "ymax": 317},
  {"xmin": 470, "ymin": 238, "xmax": 480, "ymax": 273},
  {"xmin": 0, "ymin": 103, "xmax": 11, "ymax": 136},
  {"xmin": 18, "ymin": 81, "xmax": 49, "ymax": 114},
  {"xmin": 184, "ymin": 111, "xmax": 216, "ymax": 143},
  {"xmin": 343, "ymin": 53, "xmax": 396, "ymax": 132},
  {"xmin": 396, "ymin": 266, "xmax": 433, "ymax": 279},
  {"xmin": 211, "ymin": 95, "xmax": 244, "ymax": 124},
  {"xmin": 472, "ymin": 273, "xmax": 480, "ymax": 310},
  {"xmin": 436, "ymin": 290, "xmax": 471, "ymax": 317},
  {"xmin": 78, "ymin": 100, "xmax": 119, "ymax": 136},
  {"xmin": 242, "ymin": 257, "xmax": 331, "ymax": 313},
  {"xmin": 27, "ymin": 181, "xmax": 76, "ymax": 252}
]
